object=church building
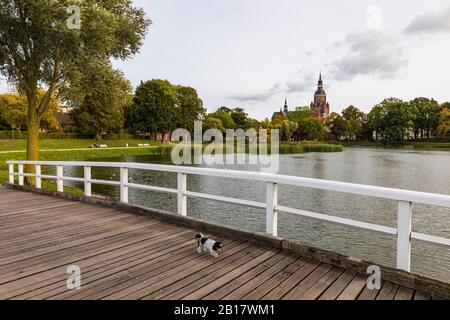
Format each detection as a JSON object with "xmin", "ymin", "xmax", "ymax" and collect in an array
[
  {"xmin": 310, "ymin": 73, "xmax": 330, "ymax": 120},
  {"xmin": 271, "ymin": 73, "xmax": 330, "ymax": 121}
]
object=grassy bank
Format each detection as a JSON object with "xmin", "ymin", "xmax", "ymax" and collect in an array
[
  {"xmin": 337, "ymin": 140, "xmax": 450, "ymax": 150},
  {"xmin": 0, "ymin": 139, "xmax": 165, "ymax": 152},
  {"xmin": 0, "ymin": 144, "xmax": 175, "ymax": 185},
  {"xmin": 0, "ymin": 139, "xmax": 343, "ymax": 188},
  {"xmin": 277, "ymin": 143, "xmax": 344, "ymax": 153}
]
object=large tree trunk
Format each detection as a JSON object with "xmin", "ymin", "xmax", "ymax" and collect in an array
[{"xmin": 25, "ymin": 108, "xmax": 40, "ymax": 185}]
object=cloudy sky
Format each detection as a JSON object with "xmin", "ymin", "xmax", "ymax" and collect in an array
[{"xmin": 2, "ymin": 0, "xmax": 450, "ymax": 120}]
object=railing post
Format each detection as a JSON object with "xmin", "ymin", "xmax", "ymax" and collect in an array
[
  {"xmin": 177, "ymin": 173, "xmax": 187, "ymax": 216},
  {"xmin": 266, "ymin": 182, "xmax": 278, "ymax": 237},
  {"xmin": 35, "ymin": 165, "xmax": 41, "ymax": 189},
  {"xmin": 84, "ymin": 166, "xmax": 92, "ymax": 197},
  {"xmin": 18, "ymin": 164, "xmax": 24, "ymax": 186},
  {"xmin": 120, "ymin": 167, "xmax": 129, "ymax": 203},
  {"xmin": 56, "ymin": 165, "xmax": 64, "ymax": 192},
  {"xmin": 8, "ymin": 163, "xmax": 14, "ymax": 184},
  {"xmin": 397, "ymin": 201, "xmax": 412, "ymax": 272}
]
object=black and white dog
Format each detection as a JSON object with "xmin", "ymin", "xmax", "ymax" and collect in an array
[{"xmin": 195, "ymin": 233, "xmax": 223, "ymax": 258}]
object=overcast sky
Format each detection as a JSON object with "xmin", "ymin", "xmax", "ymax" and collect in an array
[{"xmin": 2, "ymin": 0, "xmax": 450, "ymax": 120}]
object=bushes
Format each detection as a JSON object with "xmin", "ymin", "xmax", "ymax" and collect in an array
[
  {"xmin": 0, "ymin": 131, "xmax": 27, "ymax": 139},
  {"xmin": 302, "ymin": 144, "xmax": 344, "ymax": 153},
  {"xmin": 277, "ymin": 143, "xmax": 344, "ymax": 154}
]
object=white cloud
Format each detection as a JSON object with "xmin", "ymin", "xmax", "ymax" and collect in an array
[
  {"xmin": 286, "ymin": 72, "xmax": 316, "ymax": 93},
  {"xmin": 330, "ymin": 30, "xmax": 408, "ymax": 80},
  {"xmin": 229, "ymin": 83, "xmax": 282, "ymax": 102},
  {"xmin": 404, "ymin": 6, "xmax": 450, "ymax": 34}
]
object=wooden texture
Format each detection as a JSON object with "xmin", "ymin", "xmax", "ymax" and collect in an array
[{"xmin": 0, "ymin": 185, "xmax": 444, "ymax": 300}]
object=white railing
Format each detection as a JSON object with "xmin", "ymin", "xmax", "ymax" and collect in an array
[{"xmin": 6, "ymin": 160, "xmax": 450, "ymax": 272}]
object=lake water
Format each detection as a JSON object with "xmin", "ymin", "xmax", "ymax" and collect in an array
[{"xmin": 62, "ymin": 148, "xmax": 450, "ymax": 283}]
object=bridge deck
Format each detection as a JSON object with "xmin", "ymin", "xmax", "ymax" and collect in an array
[{"xmin": 0, "ymin": 185, "xmax": 433, "ymax": 300}]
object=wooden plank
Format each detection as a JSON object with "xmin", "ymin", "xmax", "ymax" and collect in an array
[
  {"xmin": 241, "ymin": 257, "xmax": 311, "ymax": 300},
  {"xmin": 260, "ymin": 260, "xmax": 321, "ymax": 300},
  {"xmin": 336, "ymin": 274, "xmax": 367, "ymax": 300},
  {"xmin": 21, "ymin": 231, "xmax": 201, "ymax": 300},
  {"xmin": 0, "ymin": 217, "xmax": 162, "ymax": 273},
  {"xmin": 147, "ymin": 243, "xmax": 258, "ymax": 300},
  {"xmin": 0, "ymin": 208, "xmax": 138, "ymax": 254},
  {"xmin": 12, "ymin": 230, "xmax": 195, "ymax": 300},
  {"xmin": 394, "ymin": 286, "xmax": 414, "ymax": 300},
  {"xmin": 358, "ymin": 281, "xmax": 383, "ymax": 300},
  {"xmin": 376, "ymin": 282, "xmax": 398, "ymax": 300},
  {"xmin": 202, "ymin": 252, "xmax": 288, "ymax": 300},
  {"xmin": 1, "ymin": 229, "xmax": 193, "ymax": 299},
  {"xmin": 0, "ymin": 207, "xmax": 152, "ymax": 249},
  {"xmin": 281, "ymin": 264, "xmax": 337, "ymax": 300},
  {"xmin": 319, "ymin": 270, "xmax": 357, "ymax": 300},
  {"xmin": 182, "ymin": 250, "xmax": 279, "ymax": 300},
  {"xmin": 0, "ymin": 221, "xmax": 169, "ymax": 282},
  {"xmin": 0, "ymin": 186, "xmax": 443, "ymax": 300},
  {"xmin": 103, "ymin": 242, "xmax": 263, "ymax": 300},
  {"xmin": 0, "ymin": 215, "xmax": 159, "ymax": 267},
  {"xmin": 221, "ymin": 254, "xmax": 298, "ymax": 300},
  {"xmin": 290, "ymin": 266, "xmax": 345, "ymax": 300},
  {"xmin": 414, "ymin": 290, "xmax": 432, "ymax": 300},
  {"xmin": 55, "ymin": 239, "xmax": 244, "ymax": 300}
]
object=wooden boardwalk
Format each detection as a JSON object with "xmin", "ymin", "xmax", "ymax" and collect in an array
[{"xmin": 0, "ymin": 185, "xmax": 436, "ymax": 300}]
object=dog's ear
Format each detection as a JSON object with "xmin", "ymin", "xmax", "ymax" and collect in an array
[
  {"xmin": 195, "ymin": 234, "xmax": 202, "ymax": 239},
  {"xmin": 213, "ymin": 242, "xmax": 223, "ymax": 250}
]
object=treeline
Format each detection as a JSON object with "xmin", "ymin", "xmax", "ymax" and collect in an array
[
  {"xmin": 326, "ymin": 98, "xmax": 450, "ymax": 144},
  {"xmin": 1, "ymin": 78, "xmax": 450, "ymax": 145}
]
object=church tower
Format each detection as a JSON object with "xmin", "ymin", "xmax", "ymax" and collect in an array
[{"xmin": 310, "ymin": 73, "xmax": 330, "ymax": 120}]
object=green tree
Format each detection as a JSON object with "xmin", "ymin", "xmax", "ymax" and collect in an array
[
  {"xmin": 203, "ymin": 117, "xmax": 225, "ymax": 133},
  {"xmin": 325, "ymin": 112, "xmax": 346, "ymax": 140},
  {"xmin": 0, "ymin": 94, "xmax": 27, "ymax": 132},
  {"xmin": 176, "ymin": 86, "xmax": 205, "ymax": 132},
  {"xmin": 341, "ymin": 105, "xmax": 366, "ymax": 140},
  {"xmin": 288, "ymin": 107, "xmax": 314, "ymax": 123},
  {"xmin": 0, "ymin": 0, "xmax": 150, "ymax": 182},
  {"xmin": 295, "ymin": 118, "xmax": 325, "ymax": 141},
  {"xmin": 275, "ymin": 120, "xmax": 298, "ymax": 141},
  {"xmin": 409, "ymin": 97, "xmax": 440, "ymax": 139},
  {"xmin": 437, "ymin": 107, "xmax": 450, "ymax": 138},
  {"xmin": 378, "ymin": 98, "xmax": 410, "ymax": 145},
  {"xmin": 132, "ymin": 79, "xmax": 178, "ymax": 138},
  {"xmin": 244, "ymin": 118, "xmax": 261, "ymax": 130},
  {"xmin": 230, "ymin": 108, "xmax": 248, "ymax": 129},
  {"xmin": 367, "ymin": 105, "xmax": 384, "ymax": 141},
  {"xmin": 208, "ymin": 109, "xmax": 236, "ymax": 129},
  {"xmin": 71, "ymin": 63, "xmax": 132, "ymax": 140},
  {"xmin": 0, "ymin": 90, "xmax": 58, "ymax": 133},
  {"xmin": 38, "ymin": 89, "xmax": 59, "ymax": 132}
]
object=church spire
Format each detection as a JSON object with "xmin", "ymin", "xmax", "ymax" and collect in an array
[
  {"xmin": 284, "ymin": 98, "xmax": 288, "ymax": 113},
  {"xmin": 318, "ymin": 72, "xmax": 323, "ymax": 89}
]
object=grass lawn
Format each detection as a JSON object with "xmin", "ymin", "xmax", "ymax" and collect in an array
[
  {"xmin": 0, "ymin": 138, "xmax": 166, "ymax": 152},
  {"xmin": 0, "ymin": 139, "xmax": 343, "ymax": 194},
  {"xmin": 0, "ymin": 139, "xmax": 175, "ymax": 188}
]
